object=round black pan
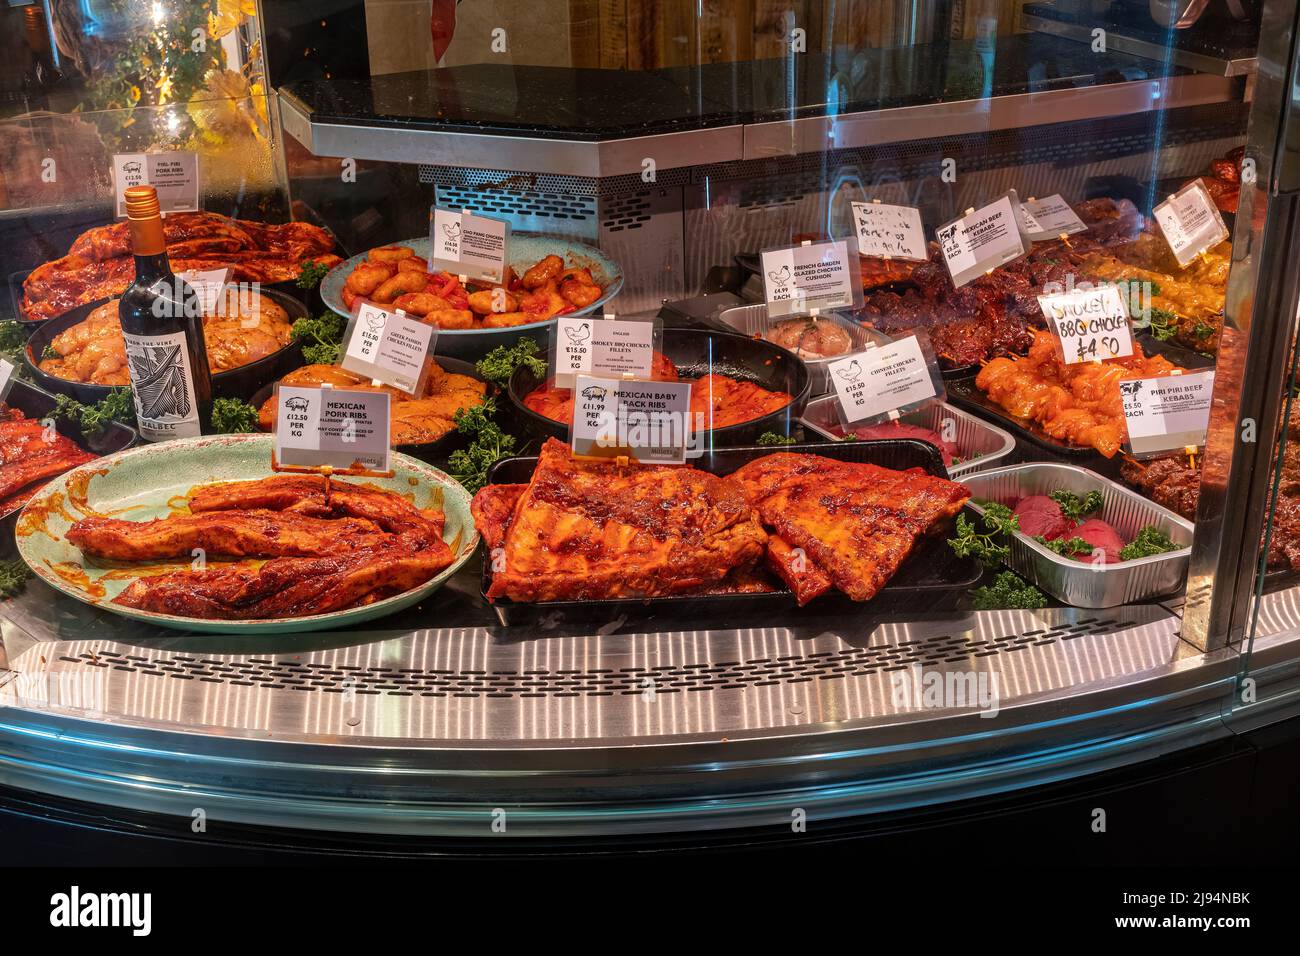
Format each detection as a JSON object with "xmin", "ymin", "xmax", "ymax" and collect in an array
[
  {"xmin": 248, "ymin": 355, "xmax": 492, "ymax": 463},
  {"xmin": 23, "ymin": 287, "xmax": 309, "ymax": 404},
  {"xmin": 507, "ymin": 326, "xmax": 812, "ymax": 447}
]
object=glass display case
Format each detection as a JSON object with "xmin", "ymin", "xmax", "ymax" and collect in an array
[{"xmin": 2, "ymin": 0, "xmax": 1300, "ymax": 848}]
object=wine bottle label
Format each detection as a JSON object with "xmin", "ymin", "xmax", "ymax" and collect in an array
[{"xmin": 122, "ymin": 330, "xmax": 203, "ymax": 441}]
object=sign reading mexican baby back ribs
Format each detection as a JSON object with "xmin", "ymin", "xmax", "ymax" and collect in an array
[
  {"xmin": 273, "ymin": 385, "xmax": 391, "ymax": 473},
  {"xmin": 1120, "ymin": 370, "xmax": 1215, "ymax": 457},
  {"xmin": 428, "ymin": 207, "xmax": 510, "ymax": 283},
  {"xmin": 113, "ymin": 152, "xmax": 200, "ymax": 217},
  {"xmin": 936, "ymin": 193, "xmax": 1026, "ymax": 288},
  {"xmin": 570, "ymin": 374, "xmax": 693, "ymax": 464},
  {"xmin": 760, "ymin": 239, "xmax": 858, "ymax": 317}
]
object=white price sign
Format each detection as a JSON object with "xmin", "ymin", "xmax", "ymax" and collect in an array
[
  {"xmin": 760, "ymin": 239, "xmax": 859, "ymax": 317},
  {"xmin": 1039, "ymin": 285, "xmax": 1134, "ymax": 364},
  {"xmin": 570, "ymin": 375, "xmax": 693, "ymax": 464},
  {"xmin": 1153, "ymin": 181, "xmax": 1229, "ymax": 268},
  {"xmin": 0, "ymin": 357, "xmax": 14, "ymax": 402},
  {"xmin": 851, "ymin": 201, "xmax": 928, "ymax": 261},
  {"xmin": 178, "ymin": 268, "xmax": 229, "ymax": 315},
  {"xmin": 1018, "ymin": 194, "xmax": 1088, "ymax": 241},
  {"xmin": 428, "ymin": 207, "xmax": 510, "ymax": 283},
  {"xmin": 342, "ymin": 302, "xmax": 437, "ymax": 394},
  {"xmin": 1120, "ymin": 370, "xmax": 1215, "ymax": 457},
  {"xmin": 936, "ymin": 194, "xmax": 1027, "ymax": 288},
  {"xmin": 274, "ymin": 385, "xmax": 392, "ymax": 473},
  {"xmin": 553, "ymin": 316, "xmax": 656, "ymax": 388},
  {"xmin": 113, "ymin": 152, "xmax": 200, "ymax": 217},
  {"xmin": 828, "ymin": 336, "xmax": 938, "ymax": 425}
]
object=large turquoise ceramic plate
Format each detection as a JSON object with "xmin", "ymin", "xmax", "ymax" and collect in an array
[
  {"xmin": 15, "ymin": 434, "xmax": 479, "ymax": 634},
  {"xmin": 320, "ymin": 234, "xmax": 625, "ymax": 330}
]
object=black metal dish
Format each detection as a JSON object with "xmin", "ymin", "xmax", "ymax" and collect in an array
[
  {"xmin": 507, "ymin": 326, "xmax": 812, "ymax": 447},
  {"xmin": 1, "ymin": 377, "xmax": 138, "ymax": 543},
  {"xmin": 248, "ymin": 355, "xmax": 492, "ymax": 463},
  {"xmin": 1135, "ymin": 331, "xmax": 1217, "ymax": 369},
  {"xmin": 479, "ymin": 439, "xmax": 981, "ymax": 625},
  {"xmin": 22, "ymin": 287, "xmax": 309, "ymax": 404}
]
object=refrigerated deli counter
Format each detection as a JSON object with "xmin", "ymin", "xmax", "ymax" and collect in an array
[{"xmin": 3, "ymin": 1, "xmax": 1300, "ymax": 853}]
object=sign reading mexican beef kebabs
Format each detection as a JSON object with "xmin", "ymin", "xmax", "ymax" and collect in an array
[{"xmin": 273, "ymin": 385, "xmax": 391, "ymax": 474}]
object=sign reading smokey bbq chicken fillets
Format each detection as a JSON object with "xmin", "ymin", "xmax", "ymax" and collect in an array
[
  {"xmin": 552, "ymin": 316, "xmax": 657, "ymax": 389},
  {"xmin": 274, "ymin": 385, "xmax": 391, "ymax": 473}
]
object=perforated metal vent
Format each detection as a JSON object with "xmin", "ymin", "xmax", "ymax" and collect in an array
[
  {"xmin": 55, "ymin": 617, "xmax": 1136, "ymax": 700},
  {"xmin": 434, "ymin": 184, "xmax": 597, "ymax": 223},
  {"xmin": 601, "ymin": 191, "xmax": 656, "ymax": 232}
]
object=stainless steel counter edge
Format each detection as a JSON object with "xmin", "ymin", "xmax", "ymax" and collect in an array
[
  {"xmin": 278, "ymin": 74, "xmax": 1239, "ymax": 175},
  {"xmin": 0, "ymin": 641, "xmax": 1240, "ymax": 837}
]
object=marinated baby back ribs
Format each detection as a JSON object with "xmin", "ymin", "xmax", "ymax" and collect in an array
[
  {"xmin": 113, "ymin": 542, "xmax": 453, "ymax": 619},
  {"xmin": 474, "ymin": 438, "xmax": 767, "ymax": 602},
  {"xmin": 67, "ymin": 510, "xmax": 390, "ymax": 561},
  {"xmin": 730, "ymin": 453, "xmax": 970, "ymax": 603},
  {"xmin": 0, "ymin": 423, "xmax": 96, "ymax": 501}
]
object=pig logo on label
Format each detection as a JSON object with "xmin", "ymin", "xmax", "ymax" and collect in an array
[
  {"xmin": 122, "ymin": 160, "xmax": 143, "ymax": 176},
  {"xmin": 284, "ymin": 396, "xmax": 310, "ymax": 413},
  {"xmin": 834, "ymin": 359, "xmax": 863, "ymax": 384},
  {"xmin": 1120, "ymin": 381, "xmax": 1143, "ymax": 397},
  {"xmin": 565, "ymin": 323, "xmax": 591, "ymax": 346},
  {"xmin": 581, "ymin": 385, "xmax": 608, "ymax": 400}
]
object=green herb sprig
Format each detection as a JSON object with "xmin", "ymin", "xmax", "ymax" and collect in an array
[
  {"xmin": 53, "ymin": 388, "xmax": 136, "ymax": 436},
  {"xmin": 1049, "ymin": 490, "xmax": 1103, "ymax": 524},
  {"xmin": 476, "ymin": 339, "xmax": 546, "ymax": 388},
  {"xmin": 1120, "ymin": 525, "xmax": 1180, "ymax": 561},
  {"xmin": 447, "ymin": 397, "xmax": 519, "ymax": 494},
  {"xmin": 210, "ymin": 397, "xmax": 260, "ymax": 434},
  {"xmin": 290, "ymin": 313, "xmax": 346, "ymax": 366},
  {"xmin": 0, "ymin": 559, "xmax": 32, "ymax": 599},
  {"xmin": 948, "ymin": 502, "xmax": 1019, "ymax": 568},
  {"xmin": 297, "ymin": 260, "xmax": 330, "ymax": 289},
  {"xmin": 756, "ymin": 431, "xmax": 798, "ymax": 446},
  {"xmin": 971, "ymin": 571, "xmax": 1048, "ymax": 610}
]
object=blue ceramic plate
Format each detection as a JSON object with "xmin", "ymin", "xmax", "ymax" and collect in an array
[{"xmin": 320, "ymin": 234, "xmax": 624, "ymax": 335}]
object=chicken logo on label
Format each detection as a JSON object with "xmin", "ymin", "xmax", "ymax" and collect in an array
[
  {"xmin": 768, "ymin": 265, "xmax": 791, "ymax": 285},
  {"xmin": 565, "ymin": 323, "xmax": 591, "ymax": 346},
  {"xmin": 835, "ymin": 359, "xmax": 863, "ymax": 384}
]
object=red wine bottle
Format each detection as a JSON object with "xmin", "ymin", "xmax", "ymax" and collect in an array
[{"xmin": 119, "ymin": 185, "xmax": 213, "ymax": 442}]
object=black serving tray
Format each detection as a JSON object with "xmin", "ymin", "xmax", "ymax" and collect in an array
[
  {"xmin": 945, "ymin": 373, "xmax": 1101, "ymax": 461},
  {"xmin": 508, "ymin": 326, "xmax": 812, "ymax": 448},
  {"xmin": 1, "ymin": 376, "xmax": 138, "ymax": 545},
  {"xmin": 1135, "ymin": 331, "xmax": 1217, "ymax": 369},
  {"xmin": 479, "ymin": 439, "xmax": 981, "ymax": 625}
]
